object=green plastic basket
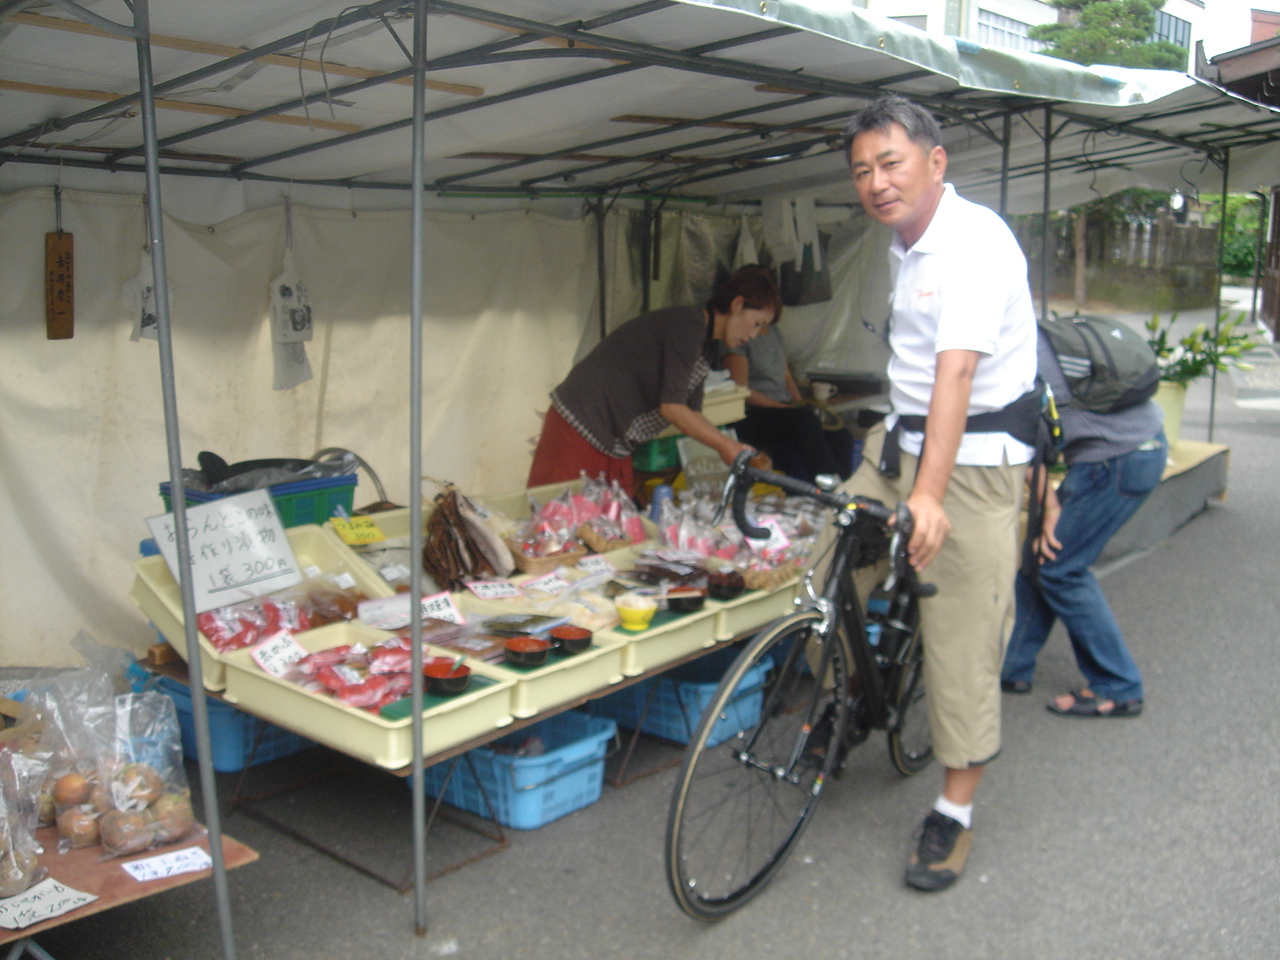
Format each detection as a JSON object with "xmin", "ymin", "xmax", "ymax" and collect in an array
[
  {"xmin": 159, "ymin": 475, "xmax": 357, "ymax": 528},
  {"xmin": 632, "ymin": 435, "xmax": 680, "ymax": 472}
]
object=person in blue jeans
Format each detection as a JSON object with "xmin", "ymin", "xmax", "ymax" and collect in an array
[{"xmin": 1001, "ymin": 328, "xmax": 1167, "ymax": 717}]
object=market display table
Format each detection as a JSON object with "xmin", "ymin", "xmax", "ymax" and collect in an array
[
  {"xmin": 0, "ymin": 826, "xmax": 256, "ymax": 957},
  {"xmin": 145, "ymin": 623, "xmax": 766, "ymax": 891}
]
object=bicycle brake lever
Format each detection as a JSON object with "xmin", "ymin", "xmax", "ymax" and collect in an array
[
  {"xmin": 710, "ymin": 470, "xmax": 736, "ymax": 527},
  {"xmin": 881, "ymin": 503, "xmax": 914, "ymax": 594}
]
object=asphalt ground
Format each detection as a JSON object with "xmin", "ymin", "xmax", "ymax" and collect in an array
[{"xmin": 16, "ymin": 289, "xmax": 1280, "ymax": 960}]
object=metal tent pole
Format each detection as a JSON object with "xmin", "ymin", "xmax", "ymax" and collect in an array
[
  {"xmin": 595, "ymin": 200, "xmax": 608, "ymax": 340},
  {"xmin": 1040, "ymin": 105, "xmax": 1052, "ymax": 320},
  {"xmin": 1251, "ymin": 189, "xmax": 1267, "ymax": 331},
  {"xmin": 999, "ymin": 111, "xmax": 1011, "ymax": 220},
  {"xmin": 131, "ymin": 0, "xmax": 237, "ymax": 957},
  {"xmin": 409, "ymin": 0, "xmax": 430, "ymax": 937},
  {"xmin": 1209, "ymin": 147, "xmax": 1230, "ymax": 443}
]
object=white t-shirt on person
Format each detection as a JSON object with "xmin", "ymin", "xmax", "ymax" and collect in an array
[{"xmin": 886, "ymin": 183, "xmax": 1037, "ymax": 467}]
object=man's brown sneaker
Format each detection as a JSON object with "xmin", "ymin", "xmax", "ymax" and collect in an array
[{"xmin": 904, "ymin": 810, "xmax": 972, "ymax": 892}]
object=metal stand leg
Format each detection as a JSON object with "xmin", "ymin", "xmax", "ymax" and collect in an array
[
  {"xmin": 229, "ymin": 752, "xmax": 507, "ymax": 893},
  {"xmin": 5, "ymin": 938, "xmax": 58, "ymax": 960},
  {"xmin": 608, "ymin": 677, "xmax": 687, "ymax": 788}
]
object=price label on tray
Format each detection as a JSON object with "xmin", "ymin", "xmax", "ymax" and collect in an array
[
  {"xmin": 522, "ymin": 571, "xmax": 571, "ymax": 595},
  {"xmin": 576, "ymin": 555, "xmax": 616, "ymax": 576},
  {"xmin": 358, "ymin": 592, "xmax": 467, "ymax": 629},
  {"xmin": 465, "ymin": 579, "xmax": 521, "ymax": 600},
  {"xmin": 251, "ymin": 629, "xmax": 310, "ymax": 677},
  {"xmin": 329, "ymin": 515, "xmax": 386, "ymax": 546},
  {"xmin": 654, "ymin": 549, "xmax": 704, "ymax": 564}
]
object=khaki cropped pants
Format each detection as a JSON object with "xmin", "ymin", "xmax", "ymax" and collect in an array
[{"xmin": 831, "ymin": 425, "xmax": 1024, "ymax": 769}]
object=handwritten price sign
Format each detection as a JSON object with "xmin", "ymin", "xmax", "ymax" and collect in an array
[
  {"xmin": 121, "ymin": 846, "xmax": 213, "ymax": 883},
  {"xmin": 329, "ymin": 515, "xmax": 386, "ymax": 546},
  {"xmin": 146, "ymin": 489, "xmax": 302, "ymax": 613},
  {"xmin": 251, "ymin": 630, "xmax": 310, "ymax": 677},
  {"xmin": 0, "ymin": 878, "xmax": 96, "ymax": 930}
]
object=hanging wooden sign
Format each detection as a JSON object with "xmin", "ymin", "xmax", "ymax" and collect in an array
[{"xmin": 44, "ymin": 231, "xmax": 74, "ymax": 339}]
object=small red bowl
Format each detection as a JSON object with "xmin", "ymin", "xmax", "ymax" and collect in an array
[
  {"xmin": 504, "ymin": 635, "xmax": 551, "ymax": 668},
  {"xmin": 549, "ymin": 625, "xmax": 592, "ymax": 655},
  {"xmin": 423, "ymin": 657, "xmax": 471, "ymax": 696}
]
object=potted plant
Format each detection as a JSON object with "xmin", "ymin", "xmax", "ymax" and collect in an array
[{"xmin": 1144, "ymin": 311, "xmax": 1260, "ymax": 445}]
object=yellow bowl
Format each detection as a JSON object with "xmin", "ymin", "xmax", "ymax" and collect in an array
[
  {"xmin": 617, "ymin": 606, "xmax": 656, "ymax": 631},
  {"xmin": 616, "ymin": 594, "xmax": 658, "ymax": 631}
]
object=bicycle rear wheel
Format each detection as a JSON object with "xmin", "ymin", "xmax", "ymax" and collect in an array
[
  {"xmin": 886, "ymin": 612, "xmax": 932, "ymax": 776},
  {"xmin": 665, "ymin": 612, "xmax": 850, "ymax": 921}
]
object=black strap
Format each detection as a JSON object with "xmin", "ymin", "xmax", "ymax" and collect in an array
[{"xmin": 878, "ymin": 387, "xmax": 1043, "ymax": 479}]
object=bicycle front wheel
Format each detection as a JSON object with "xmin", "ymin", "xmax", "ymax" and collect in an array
[
  {"xmin": 665, "ymin": 612, "xmax": 850, "ymax": 921},
  {"xmin": 886, "ymin": 613, "xmax": 933, "ymax": 776}
]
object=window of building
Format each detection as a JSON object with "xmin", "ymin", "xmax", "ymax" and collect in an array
[
  {"xmin": 1152, "ymin": 10, "xmax": 1191, "ymax": 48},
  {"xmin": 976, "ymin": 9, "xmax": 1046, "ymax": 52}
]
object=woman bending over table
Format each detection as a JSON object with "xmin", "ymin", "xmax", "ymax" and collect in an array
[{"xmin": 527, "ymin": 264, "xmax": 782, "ymax": 490}]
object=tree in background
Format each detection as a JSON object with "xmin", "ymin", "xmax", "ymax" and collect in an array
[
  {"xmin": 1030, "ymin": 0, "xmax": 1189, "ymax": 70},
  {"xmin": 1200, "ymin": 193, "xmax": 1265, "ymax": 277}
]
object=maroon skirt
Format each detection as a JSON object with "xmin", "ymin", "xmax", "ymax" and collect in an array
[{"xmin": 527, "ymin": 407, "xmax": 634, "ymax": 492}]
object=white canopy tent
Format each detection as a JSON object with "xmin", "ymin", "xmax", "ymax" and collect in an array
[
  {"xmin": 2, "ymin": 2, "xmax": 1279, "ymax": 945},
  {"xmin": 4, "ymin": 0, "xmax": 1278, "ymax": 669}
]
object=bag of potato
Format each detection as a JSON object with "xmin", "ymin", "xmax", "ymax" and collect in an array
[
  {"xmin": 19, "ymin": 667, "xmax": 117, "ymax": 853},
  {"xmin": 94, "ymin": 690, "xmax": 195, "ymax": 859}
]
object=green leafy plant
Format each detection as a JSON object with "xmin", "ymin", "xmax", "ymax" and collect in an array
[{"xmin": 1144, "ymin": 312, "xmax": 1260, "ymax": 387}]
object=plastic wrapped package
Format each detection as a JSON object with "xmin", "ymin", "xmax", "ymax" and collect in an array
[
  {"xmin": 19, "ymin": 666, "xmax": 196, "ymax": 859},
  {"xmin": 0, "ymin": 752, "xmax": 47, "ymax": 898},
  {"xmin": 195, "ymin": 571, "xmax": 368, "ymax": 654},
  {"xmin": 95, "ymin": 690, "xmax": 196, "ymax": 858}
]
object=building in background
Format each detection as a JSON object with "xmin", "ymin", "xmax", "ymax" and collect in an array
[
  {"xmin": 863, "ymin": 0, "xmax": 1207, "ymax": 63},
  {"xmin": 1195, "ymin": 7, "xmax": 1280, "ymax": 335},
  {"xmin": 1251, "ymin": 6, "xmax": 1280, "ymax": 43}
]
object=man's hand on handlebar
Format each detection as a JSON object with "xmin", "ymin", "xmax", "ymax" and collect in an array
[{"xmin": 903, "ymin": 491, "xmax": 950, "ymax": 571}]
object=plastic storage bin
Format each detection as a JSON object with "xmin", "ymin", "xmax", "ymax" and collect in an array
[
  {"xmin": 129, "ymin": 667, "xmax": 313, "ymax": 773},
  {"xmin": 584, "ymin": 646, "xmax": 771, "ymax": 747},
  {"xmin": 160, "ymin": 474, "xmax": 357, "ymax": 528},
  {"xmin": 631, "ymin": 436, "xmax": 680, "ymax": 472},
  {"xmin": 421, "ymin": 712, "xmax": 616, "ymax": 830}
]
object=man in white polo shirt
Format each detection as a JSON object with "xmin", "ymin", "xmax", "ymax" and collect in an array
[{"xmin": 840, "ymin": 94, "xmax": 1038, "ymax": 891}]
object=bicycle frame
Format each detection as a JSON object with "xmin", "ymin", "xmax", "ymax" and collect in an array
[{"xmin": 719, "ymin": 451, "xmax": 922, "ymax": 736}]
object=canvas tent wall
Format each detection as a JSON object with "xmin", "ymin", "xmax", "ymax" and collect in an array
[{"xmin": 2, "ymin": 0, "xmax": 1279, "ymax": 674}]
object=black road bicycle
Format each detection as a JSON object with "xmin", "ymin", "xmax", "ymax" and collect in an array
[{"xmin": 664, "ymin": 452, "xmax": 936, "ymax": 921}]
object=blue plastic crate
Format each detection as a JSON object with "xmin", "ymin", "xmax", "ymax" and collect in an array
[
  {"xmin": 159, "ymin": 473, "xmax": 357, "ymax": 528},
  {"xmin": 128, "ymin": 665, "xmax": 313, "ymax": 773},
  {"xmin": 583, "ymin": 646, "xmax": 771, "ymax": 747},
  {"xmin": 420, "ymin": 712, "xmax": 616, "ymax": 831}
]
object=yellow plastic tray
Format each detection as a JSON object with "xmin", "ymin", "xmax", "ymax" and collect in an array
[
  {"xmin": 128, "ymin": 524, "xmax": 395, "ymax": 691},
  {"xmin": 219, "ymin": 621, "xmax": 516, "ymax": 770},
  {"xmin": 598, "ymin": 606, "xmax": 720, "ymax": 677},
  {"xmin": 711, "ymin": 577, "xmax": 801, "ymax": 641},
  {"xmin": 483, "ymin": 632, "xmax": 628, "ymax": 719}
]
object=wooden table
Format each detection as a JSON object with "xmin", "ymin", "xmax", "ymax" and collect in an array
[{"xmin": 0, "ymin": 826, "xmax": 256, "ymax": 956}]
